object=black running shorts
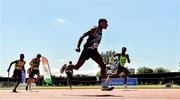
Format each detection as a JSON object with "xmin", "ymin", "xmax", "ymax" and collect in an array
[
  {"xmin": 12, "ymin": 69, "xmax": 22, "ymax": 81},
  {"xmin": 80, "ymin": 48, "xmax": 101, "ymax": 60}
]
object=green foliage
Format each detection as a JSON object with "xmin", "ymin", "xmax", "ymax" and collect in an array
[
  {"xmin": 101, "ymin": 50, "xmax": 116, "ymax": 64},
  {"xmin": 129, "ymin": 68, "xmax": 135, "ymax": 74},
  {"xmin": 137, "ymin": 67, "xmax": 170, "ymax": 74},
  {"xmin": 97, "ymin": 50, "xmax": 116, "ymax": 76},
  {"xmin": 153, "ymin": 67, "xmax": 170, "ymax": 73},
  {"xmin": 74, "ymin": 74, "xmax": 93, "ymax": 78},
  {"xmin": 137, "ymin": 67, "xmax": 153, "ymax": 74}
]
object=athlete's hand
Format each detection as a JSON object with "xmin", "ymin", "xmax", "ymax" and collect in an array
[{"xmin": 75, "ymin": 47, "xmax": 80, "ymax": 52}]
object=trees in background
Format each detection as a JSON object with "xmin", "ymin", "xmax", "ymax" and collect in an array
[
  {"xmin": 137, "ymin": 67, "xmax": 153, "ymax": 74},
  {"xmin": 153, "ymin": 67, "xmax": 170, "ymax": 73},
  {"xmin": 137, "ymin": 66, "xmax": 170, "ymax": 74},
  {"xmin": 101, "ymin": 50, "xmax": 116, "ymax": 64},
  {"xmin": 100, "ymin": 50, "xmax": 172, "ymax": 75}
]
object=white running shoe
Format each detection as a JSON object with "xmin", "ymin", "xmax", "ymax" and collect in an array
[{"xmin": 101, "ymin": 85, "xmax": 114, "ymax": 91}]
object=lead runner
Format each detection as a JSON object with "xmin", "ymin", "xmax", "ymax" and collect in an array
[{"xmin": 60, "ymin": 18, "xmax": 114, "ymax": 91}]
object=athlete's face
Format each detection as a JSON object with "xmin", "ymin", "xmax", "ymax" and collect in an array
[
  {"xmin": 20, "ymin": 55, "xmax": 24, "ymax": 60},
  {"xmin": 37, "ymin": 57, "xmax": 41, "ymax": 60},
  {"xmin": 122, "ymin": 48, "xmax": 126, "ymax": 54},
  {"xmin": 100, "ymin": 21, "xmax": 108, "ymax": 29}
]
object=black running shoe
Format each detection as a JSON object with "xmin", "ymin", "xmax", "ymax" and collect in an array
[
  {"xmin": 26, "ymin": 86, "xmax": 28, "ymax": 91},
  {"xmin": 13, "ymin": 89, "xmax": 17, "ymax": 93}
]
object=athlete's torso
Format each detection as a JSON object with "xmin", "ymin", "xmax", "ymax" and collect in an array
[
  {"xmin": 65, "ymin": 68, "xmax": 73, "ymax": 74},
  {"xmin": 118, "ymin": 54, "xmax": 128, "ymax": 67},
  {"xmin": 84, "ymin": 26, "xmax": 102, "ymax": 49},
  {"xmin": 15, "ymin": 60, "xmax": 25, "ymax": 70},
  {"xmin": 31, "ymin": 58, "xmax": 40, "ymax": 70}
]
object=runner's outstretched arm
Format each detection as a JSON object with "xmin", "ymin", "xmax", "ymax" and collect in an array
[
  {"xmin": 7, "ymin": 61, "xmax": 17, "ymax": 72},
  {"xmin": 127, "ymin": 54, "xmax": 131, "ymax": 63},
  {"xmin": 76, "ymin": 28, "xmax": 96, "ymax": 52},
  {"xmin": 113, "ymin": 53, "xmax": 120, "ymax": 57}
]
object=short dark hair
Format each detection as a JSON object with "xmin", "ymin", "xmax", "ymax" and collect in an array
[
  {"xmin": 37, "ymin": 54, "xmax": 41, "ymax": 58},
  {"xmin": 20, "ymin": 53, "xmax": 24, "ymax": 58},
  {"xmin": 122, "ymin": 47, "xmax": 127, "ymax": 51},
  {"xmin": 69, "ymin": 61, "xmax": 72, "ymax": 64},
  {"xmin": 98, "ymin": 18, "xmax": 107, "ymax": 24}
]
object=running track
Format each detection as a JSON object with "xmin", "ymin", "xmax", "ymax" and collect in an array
[{"xmin": 0, "ymin": 89, "xmax": 180, "ymax": 100}]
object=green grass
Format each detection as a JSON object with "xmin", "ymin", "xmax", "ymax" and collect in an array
[
  {"xmin": 34, "ymin": 85, "xmax": 180, "ymax": 89},
  {"xmin": 1, "ymin": 84, "xmax": 180, "ymax": 90}
]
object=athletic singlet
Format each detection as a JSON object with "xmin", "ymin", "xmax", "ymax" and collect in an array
[
  {"xmin": 31, "ymin": 58, "xmax": 40, "ymax": 70},
  {"xmin": 119, "ymin": 54, "xmax": 127, "ymax": 67},
  {"xmin": 84, "ymin": 26, "xmax": 102, "ymax": 49},
  {"xmin": 65, "ymin": 68, "xmax": 73, "ymax": 74},
  {"xmin": 15, "ymin": 60, "xmax": 25, "ymax": 70}
]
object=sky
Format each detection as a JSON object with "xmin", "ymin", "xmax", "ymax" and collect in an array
[{"xmin": 0, "ymin": 0, "xmax": 179, "ymax": 77}]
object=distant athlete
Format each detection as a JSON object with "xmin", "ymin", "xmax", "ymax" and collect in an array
[
  {"xmin": 26, "ymin": 54, "xmax": 41, "ymax": 91},
  {"xmin": 60, "ymin": 18, "xmax": 114, "ymax": 91},
  {"xmin": 113, "ymin": 56, "xmax": 119, "ymax": 71},
  {"xmin": 106, "ymin": 64, "xmax": 112, "ymax": 86},
  {"xmin": 26, "ymin": 68, "xmax": 32, "ymax": 90},
  {"xmin": 7, "ymin": 54, "xmax": 26, "ymax": 92},
  {"xmin": 64, "ymin": 61, "xmax": 73, "ymax": 89},
  {"xmin": 107, "ymin": 47, "xmax": 130, "ymax": 88}
]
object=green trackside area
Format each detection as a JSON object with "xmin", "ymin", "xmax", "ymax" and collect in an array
[
  {"xmin": 33, "ymin": 85, "xmax": 180, "ymax": 89},
  {"xmin": 1, "ymin": 83, "xmax": 180, "ymax": 90}
]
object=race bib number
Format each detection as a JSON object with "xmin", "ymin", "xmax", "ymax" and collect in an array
[{"xmin": 88, "ymin": 43, "xmax": 99, "ymax": 49}]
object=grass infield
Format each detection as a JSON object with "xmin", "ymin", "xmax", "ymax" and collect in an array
[
  {"xmin": 1, "ymin": 84, "xmax": 180, "ymax": 90},
  {"xmin": 34, "ymin": 85, "xmax": 180, "ymax": 89}
]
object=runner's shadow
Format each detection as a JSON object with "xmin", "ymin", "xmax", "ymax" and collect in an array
[
  {"xmin": 66, "ymin": 94, "xmax": 123, "ymax": 97},
  {"xmin": 122, "ymin": 89, "xmax": 138, "ymax": 91},
  {"xmin": 80, "ymin": 94, "xmax": 123, "ymax": 97},
  {"xmin": 29, "ymin": 90, "xmax": 39, "ymax": 92},
  {"xmin": 10, "ymin": 91, "xmax": 25, "ymax": 93},
  {"xmin": 11, "ymin": 92, "xmax": 19, "ymax": 93}
]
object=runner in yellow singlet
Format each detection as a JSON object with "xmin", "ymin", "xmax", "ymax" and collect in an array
[{"xmin": 7, "ymin": 54, "xmax": 26, "ymax": 92}]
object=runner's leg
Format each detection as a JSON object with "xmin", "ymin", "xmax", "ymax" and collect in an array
[
  {"xmin": 60, "ymin": 52, "xmax": 86, "ymax": 73},
  {"xmin": 73, "ymin": 57, "xmax": 86, "ymax": 70},
  {"xmin": 109, "ymin": 70, "xmax": 121, "ymax": 78},
  {"xmin": 91, "ymin": 55, "xmax": 114, "ymax": 91},
  {"xmin": 12, "ymin": 70, "xmax": 20, "ymax": 92},
  {"xmin": 13, "ymin": 80, "xmax": 20, "ymax": 92},
  {"xmin": 124, "ymin": 68, "xmax": 128, "ymax": 84},
  {"xmin": 91, "ymin": 54, "xmax": 106, "ymax": 79},
  {"xmin": 26, "ymin": 78, "xmax": 33, "ymax": 90},
  {"xmin": 35, "ymin": 73, "xmax": 40, "ymax": 82}
]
